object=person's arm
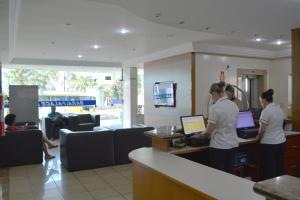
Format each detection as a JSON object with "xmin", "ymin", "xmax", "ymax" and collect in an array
[
  {"xmin": 203, "ymin": 122, "xmax": 216, "ymax": 138},
  {"xmin": 192, "ymin": 107, "xmax": 217, "ymax": 139},
  {"xmin": 256, "ymin": 122, "xmax": 267, "ymax": 140},
  {"xmin": 256, "ymin": 109, "xmax": 269, "ymax": 141}
]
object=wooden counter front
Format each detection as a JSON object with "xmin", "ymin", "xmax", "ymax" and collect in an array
[{"xmin": 129, "ymin": 148, "xmax": 264, "ymax": 200}]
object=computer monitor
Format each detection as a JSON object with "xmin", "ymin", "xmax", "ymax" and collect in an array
[
  {"xmin": 237, "ymin": 111, "xmax": 255, "ymax": 129},
  {"xmin": 180, "ymin": 115, "xmax": 206, "ymax": 135}
]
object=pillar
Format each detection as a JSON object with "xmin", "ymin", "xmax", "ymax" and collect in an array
[
  {"xmin": 292, "ymin": 28, "xmax": 300, "ymax": 131},
  {"xmin": 123, "ymin": 67, "xmax": 138, "ymax": 126}
]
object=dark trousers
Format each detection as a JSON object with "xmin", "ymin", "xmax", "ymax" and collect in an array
[
  {"xmin": 209, "ymin": 147, "xmax": 237, "ymax": 174},
  {"xmin": 260, "ymin": 142, "xmax": 286, "ymax": 180}
]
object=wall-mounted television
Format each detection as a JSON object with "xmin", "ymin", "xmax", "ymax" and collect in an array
[{"xmin": 153, "ymin": 81, "xmax": 176, "ymax": 107}]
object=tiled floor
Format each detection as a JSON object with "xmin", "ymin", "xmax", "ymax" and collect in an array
[{"xmin": 6, "ymin": 142, "xmax": 133, "ymax": 200}]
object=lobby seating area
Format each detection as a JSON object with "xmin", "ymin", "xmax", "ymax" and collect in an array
[
  {"xmin": 60, "ymin": 126, "xmax": 153, "ymax": 171},
  {"xmin": 8, "ymin": 144, "xmax": 134, "ymax": 200}
]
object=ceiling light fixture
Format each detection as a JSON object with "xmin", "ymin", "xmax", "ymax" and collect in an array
[
  {"xmin": 276, "ymin": 40, "xmax": 283, "ymax": 45},
  {"xmin": 254, "ymin": 34, "xmax": 262, "ymax": 42},
  {"xmin": 65, "ymin": 22, "xmax": 72, "ymax": 26},
  {"xmin": 93, "ymin": 44, "xmax": 101, "ymax": 49},
  {"xmin": 119, "ymin": 28, "xmax": 130, "ymax": 34},
  {"xmin": 179, "ymin": 21, "xmax": 185, "ymax": 25},
  {"xmin": 77, "ymin": 54, "xmax": 83, "ymax": 58},
  {"xmin": 255, "ymin": 37, "xmax": 262, "ymax": 42}
]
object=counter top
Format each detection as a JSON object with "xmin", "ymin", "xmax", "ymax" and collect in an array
[
  {"xmin": 253, "ymin": 175, "xmax": 300, "ymax": 200},
  {"xmin": 144, "ymin": 126, "xmax": 183, "ymax": 139},
  {"xmin": 129, "ymin": 147, "xmax": 264, "ymax": 200},
  {"xmin": 169, "ymin": 137, "xmax": 258, "ymax": 154},
  {"xmin": 168, "ymin": 131, "xmax": 300, "ymax": 154}
]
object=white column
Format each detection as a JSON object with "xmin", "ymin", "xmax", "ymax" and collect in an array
[{"xmin": 123, "ymin": 67, "xmax": 138, "ymax": 126}]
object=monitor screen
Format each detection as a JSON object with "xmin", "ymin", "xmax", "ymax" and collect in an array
[
  {"xmin": 153, "ymin": 82, "xmax": 176, "ymax": 107},
  {"xmin": 237, "ymin": 111, "xmax": 255, "ymax": 129},
  {"xmin": 181, "ymin": 115, "xmax": 206, "ymax": 135}
]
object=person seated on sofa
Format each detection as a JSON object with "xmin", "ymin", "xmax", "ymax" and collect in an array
[
  {"xmin": 48, "ymin": 105, "xmax": 66, "ymax": 129},
  {"xmin": 5, "ymin": 113, "xmax": 57, "ymax": 160},
  {"xmin": 48, "ymin": 106, "xmax": 64, "ymax": 124}
]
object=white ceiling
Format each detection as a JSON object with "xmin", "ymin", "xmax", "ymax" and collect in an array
[{"xmin": 3, "ymin": 0, "xmax": 300, "ymax": 65}]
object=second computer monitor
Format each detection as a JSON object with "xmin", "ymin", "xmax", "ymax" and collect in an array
[{"xmin": 237, "ymin": 111, "xmax": 255, "ymax": 129}]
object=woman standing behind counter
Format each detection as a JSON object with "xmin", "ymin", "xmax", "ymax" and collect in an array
[
  {"xmin": 193, "ymin": 82, "xmax": 239, "ymax": 174},
  {"xmin": 257, "ymin": 89, "xmax": 286, "ymax": 179}
]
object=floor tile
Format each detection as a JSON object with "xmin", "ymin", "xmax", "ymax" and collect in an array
[
  {"xmin": 90, "ymin": 187, "xmax": 120, "ymax": 199},
  {"xmin": 72, "ymin": 169, "xmax": 97, "ymax": 178},
  {"xmin": 94, "ymin": 167, "xmax": 116, "ymax": 175},
  {"xmin": 102, "ymin": 195, "xmax": 127, "ymax": 200},
  {"xmin": 105, "ymin": 177, "xmax": 131, "ymax": 187},
  {"xmin": 123, "ymin": 193, "xmax": 133, "ymax": 200},
  {"xmin": 63, "ymin": 191, "xmax": 94, "ymax": 200},
  {"xmin": 57, "ymin": 183, "xmax": 87, "ymax": 196},
  {"xmin": 113, "ymin": 184, "xmax": 132, "ymax": 195}
]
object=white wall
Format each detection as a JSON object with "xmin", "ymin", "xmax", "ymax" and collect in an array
[
  {"xmin": 195, "ymin": 54, "xmax": 271, "ymax": 116},
  {"xmin": 144, "ymin": 54, "xmax": 192, "ymax": 127},
  {"xmin": 269, "ymin": 58, "xmax": 292, "ymax": 116}
]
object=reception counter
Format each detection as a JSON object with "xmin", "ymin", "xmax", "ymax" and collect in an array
[
  {"xmin": 129, "ymin": 129, "xmax": 300, "ymax": 200},
  {"xmin": 129, "ymin": 148, "xmax": 264, "ymax": 200}
]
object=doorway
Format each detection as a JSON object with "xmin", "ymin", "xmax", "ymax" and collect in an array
[{"xmin": 237, "ymin": 69, "xmax": 267, "ymax": 111}]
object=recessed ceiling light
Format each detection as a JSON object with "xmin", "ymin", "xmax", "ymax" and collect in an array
[
  {"xmin": 255, "ymin": 37, "xmax": 262, "ymax": 42},
  {"xmin": 92, "ymin": 44, "xmax": 101, "ymax": 49},
  {"xmin": 276, "ymin": 40, "xmax": 283, "ymax": 45},
  {"xmin": 77, "ymin": 54, "xmax": 83, "ymax": 58},
  {"xmin": 119, "ymin": 28, "xmax": 130, "ymax": 34}
]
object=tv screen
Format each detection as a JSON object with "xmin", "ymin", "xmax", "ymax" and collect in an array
[{"xmin": 153, "ymin": 81, "xmax": 176, "ymax": 107}]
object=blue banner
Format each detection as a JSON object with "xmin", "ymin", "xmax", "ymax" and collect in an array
[{"xmin": 4, "ymin": 100, "xmax": 96, "ymax": 108}]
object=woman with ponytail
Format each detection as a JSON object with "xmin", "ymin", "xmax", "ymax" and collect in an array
[{"xmin": 257, "ymin": 89, "xmax": 286, "ymax": 179}]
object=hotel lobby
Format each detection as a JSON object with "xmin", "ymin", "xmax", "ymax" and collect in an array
[{"xmin": 1, "ymin": 0, "xmax": 300, "ymax": 199}]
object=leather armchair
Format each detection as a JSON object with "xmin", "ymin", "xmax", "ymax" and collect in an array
[
  {"xmin": 60, "ymin": 129, "xmax": 114, "ymax": 171},
  {"xmin": 0, "ymin": 129, "xmax": 43, "ymax": 167},
  {"xmin": 67, "ymin": 114, "xmax": 100, "ymax": 131},
  {"xmin": 43, "ymin": 117, "xmax": 67, "ymax": 140}
]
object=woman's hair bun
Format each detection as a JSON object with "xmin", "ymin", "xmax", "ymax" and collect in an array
[
  {"xmin": 261, "ymin": 89, "xmax": 274, "ymax": 102},
  {"xmin": 267, "ymin": 89, "xmax": 274, "ymax": 96}
]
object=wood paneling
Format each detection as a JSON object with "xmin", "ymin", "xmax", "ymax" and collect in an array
[
  {"xmin": 132, "ymin": 161, "xmax": 216, "ymax": 200},
  {"xmin": 292, "ymin": 28, "xmax": 300, "ymax": 131},
  {"xmin": 152, "ymin": 137, "xmax": 170, "ymax": 151},
  {"xmin": 285, "ymin": 135, "xmax": 300, "ymax": 177},
  {"xmin": 191, "ymin": 52, "xmax": 196, "ymax": 115}
]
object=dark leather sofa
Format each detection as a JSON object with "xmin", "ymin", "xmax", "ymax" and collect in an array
[
  {"xmin": 68, "ymin": 114, "xmax": 100, "ymax": 131},
  {"xmin": 113, "ymin": 127, "xmax": 153, "ymax": 165},
  {"xmin": 43, "ymin": 114, "xmax": 100, "ymax": 139},
  {"xmin": 60, "ymin": 126, "xmax": 153, "ymax": 171},
  {"xmin": 0, "ymin": 130, "xmax": 43, "ymax": 167},
  {"xmin": 60, "ymin": 129, "xmax": 114, "ymax": 171}
]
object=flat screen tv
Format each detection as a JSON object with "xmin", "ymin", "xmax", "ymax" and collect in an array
[{"xmin": 153, "ymin": 81, "xmax": 176, "ymax": 107}]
